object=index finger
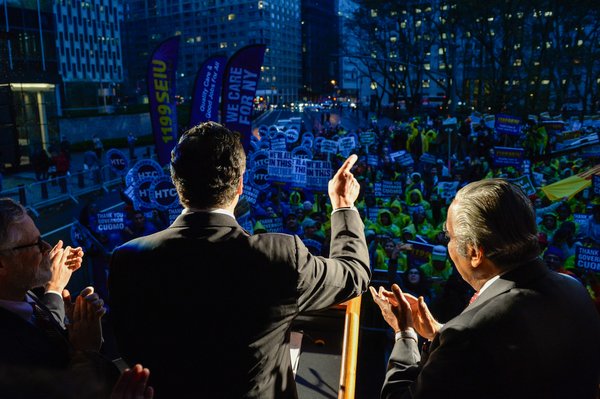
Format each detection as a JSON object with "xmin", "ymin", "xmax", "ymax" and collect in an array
[
  {"xmin": 334, "ymin": 154, "xmax": 358, "ymax": 177},
  {"xmin": 368, "ymin": 286, "xmax": 381, "ymax": 301}
]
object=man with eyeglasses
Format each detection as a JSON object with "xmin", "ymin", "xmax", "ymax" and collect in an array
[{"xmin": 0, "ymin": 197, "xmax": 120, "ymax": 397}]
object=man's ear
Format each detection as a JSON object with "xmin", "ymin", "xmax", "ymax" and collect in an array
[
  {"xmin": 469, "ymin": 245, "xmax": 484, "ymax": 268},
  {"xmin": 236, "ymin": 177, "xmax": 244, "ymax": 196}
]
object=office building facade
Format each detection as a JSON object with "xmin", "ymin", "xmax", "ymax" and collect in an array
[
  {"xmin": 0, "ymin": 0, "xmax": 60, "ymax": 168},
  {"xmin": 54, "ymin": 0, "xmax": 124, "ymax": 111},
  {"xmin": 123, "ymin": 0, "xmax": 301, "ymax": 106}
]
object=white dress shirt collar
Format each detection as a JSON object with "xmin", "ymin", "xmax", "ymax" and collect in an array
[{"xmin": 183, "ymin": 207, "xmax": 236, "ymax": 220}]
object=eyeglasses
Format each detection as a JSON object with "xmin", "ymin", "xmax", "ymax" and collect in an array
[{"xmin": 0, "ymin": 237, "xmax": 47, "ymax": 253}]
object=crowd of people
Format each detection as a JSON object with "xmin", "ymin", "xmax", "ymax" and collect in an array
[
  {"xmin": 235, "ymin": 113, "xmax": 600, "ymax": 323},
  {"xmin": 1, "ymin": 112, "xmax": 600, "ymax": 397}
]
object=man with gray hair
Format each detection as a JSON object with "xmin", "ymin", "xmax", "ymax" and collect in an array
[
  {"xmin": 371, "ymin": 179, "xmax": 600, "ymax": 399},
  {"xmin": 0, "ymin": 198, "xmax": 118, "ymax": 397}
]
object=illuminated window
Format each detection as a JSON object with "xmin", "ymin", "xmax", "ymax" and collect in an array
[
  {"xmin": 424, "ymin": 63, "xmax": 431, "ymax": 70},
  {"xmin": 371, "ymin": 9, "xmax": 377, "ymax": 17},
  {"xmin": 422, "ymin": 80, "xmax": 430, "ymax": 88},
  {"xmin": 228, "ymin": 13, "xmax": 235, "ymax": 20},
  {"xmin": 513, "ymin": 59, "xmax": 522, "ymax": 66},
  {"xmin": 541, "ymin": 80, "xmax": 550, "ymax": 85},
  {"xmin": 196, "ymin": 36, "xmax": 202, "ymax": 42},
  {"xmin": 219, "ymin": 42, "xmax": 227, "ymax": 48},
  {"xmin": 258, "ymin": 1, "xmax": 264, "ymax": 9}
]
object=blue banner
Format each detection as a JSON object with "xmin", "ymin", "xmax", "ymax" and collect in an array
[
  {"xmin": 492, "ymin": 146, "xmax": 524, "ymax": 168},
  {"xmin": 495, "ymin": 114, "xmax": 522, "ymax": 136},
  {"xmin": 221, "ymin": 44, "xmax": 267, "ymax": 151},
  {"xmin": 147, "ymin": 36, "xmax": 180, "ymax": 165},
  {"xmin": 190, "ymin": 55, "xmax": 227, "ymax": 126}
]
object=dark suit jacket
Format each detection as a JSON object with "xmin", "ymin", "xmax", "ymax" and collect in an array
[
  {"xmin": 0, "ymin": 291, "xmax": 119, "ymax": 398},
  {"xmin": 0, "ymin": 292, "xmax": 69, "ymax": 369},
  {"xmin": 382, "ymin": 258, "xmax": 600, "ymax": 399},
  {"xmin": 108, "ymin": 209, "xmax": 370, "ymax": 398}
]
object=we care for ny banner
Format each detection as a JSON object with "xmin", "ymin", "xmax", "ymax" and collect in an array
[
  {"xmin": 221, "ymin": 44, "xmax": 266, "ymax": 151},
  {"xmin": 190, "ymin": 55, "xmax": 227, "ymax": 126},
  {"xmin": 147, "ymin": 36, "xmax": 180, "ymax": 165}
]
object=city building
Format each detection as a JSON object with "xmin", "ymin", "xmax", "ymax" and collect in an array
[
  {"xmin": 300, "ymin": 0, "xmax": 339, "ymax": 102},
  {"xmin": 122, "ymin": 0, "xmax": 301, "ymax": 107},
  {"xmin": 341, "ymin": 1, "xmax": 598, "ymax": 116},
  {"xmin": 54, "ymin": 0, "xmax": 124, "ymax": 112},
  {"xmin": 0, "ymin": 0, "xmax": 60, "ymax": 169}
]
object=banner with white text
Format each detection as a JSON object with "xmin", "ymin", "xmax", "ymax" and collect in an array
[
  {"xmin": 190, "ymin": 55, "xmax": 227, "ymax": 126},
  {"xmin": 221, "ymin": 44, "xmax": 266, "ymax": 151},
  {"xmin": 147, "ymin": 36, "xmax": 180, "ymax": 165}
]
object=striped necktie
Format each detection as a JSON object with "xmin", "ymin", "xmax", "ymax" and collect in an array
[{"xmin": 31, "ymin": 302, "xmax": 70, "ymax": 350}]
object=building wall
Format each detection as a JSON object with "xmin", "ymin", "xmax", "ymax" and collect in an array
[
  {"xmin": 122, "ymin": 0, "xmax": 301, "ymax": 105},
  {"xmin": 54, "ymin": 0, "xmax": 124, "ymax": 108},
  {"xmin": 0, "ymin": 1, "xmax": 61, "ymax": 168},
  {"xmin": 301, "ymin": 0, "xmax": 339, "ymax": 101}
]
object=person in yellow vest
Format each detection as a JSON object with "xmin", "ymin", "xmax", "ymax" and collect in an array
[
  {"xmin": 389, "ymin": 199, "xmax": 411, "ymax": 231},
  {"xmin": 374, "ymin": 237, "xmax": 408, "ymax": 273},
  {"xmin": 420, "ymin": 245, "xmax": 453, "ymax": 297},
  {"xmin": 374, "ymin": 209, "xmax": 402, "ymax": 238}
]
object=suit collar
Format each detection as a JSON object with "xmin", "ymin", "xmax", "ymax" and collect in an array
[
  {"xmin": 466, "ymin": 257, "xmax": 548, "ymax": 311},
  {"xmin": 171, "ymin": 210, "xmax": 240, "ymax": 229}
]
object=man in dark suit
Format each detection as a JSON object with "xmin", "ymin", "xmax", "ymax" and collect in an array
[
  {"xmin": 108, "ymin": 121, "xmax": 371, "ymax": 398},
  {"xmin": 371, "ymin": 179, "xmax": 600, "ymax": 399},
  {"xmin": 0, "ymin": 198, "xmax": 118, "ymax": 398}
]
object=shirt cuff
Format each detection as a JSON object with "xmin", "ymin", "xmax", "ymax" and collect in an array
[
  {"xmin": 331, "ymin": 206, "xmax": 358, "ymax": 215},
  {"xmin": 395, "ymin": 327, "xmax": 418, "ymax": 342},
  {"xmin": 45, "ymin": 290, "xmax": 62, "ymax": 297}
]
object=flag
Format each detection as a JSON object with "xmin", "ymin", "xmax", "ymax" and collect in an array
[
  {"xmin": 189, "ymin": 55, "xmax": 227, "ymax": 126},
  {"xmin": 147, "ymin": 36, "xmax": 180, "ymax": 165},
  {"xmin": 541, "ymin": 164, "xmax": 600, "ymax": 200},
  {"xmin": 221, "ymin": 44, "xmax": 266, "ymax": 151}
]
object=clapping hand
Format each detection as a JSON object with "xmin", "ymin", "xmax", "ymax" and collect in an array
[
  {"xmin": 370, "ymin": 284, "xmax": 442, "ymax": 340},
  {"xmin": 111, "ymin": 364, "xmax": 154, "ymax": 399},
  {"xmin": 64, "ymin": 286, "xmax": 106, "ymax": 352}
]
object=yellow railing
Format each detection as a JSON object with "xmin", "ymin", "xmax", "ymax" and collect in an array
[{"xmin": 337, "ymin": 295, "xmax": 362, "ymax": 399}]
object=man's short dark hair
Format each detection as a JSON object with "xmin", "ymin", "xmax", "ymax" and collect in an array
[{"xmin": 170, "ymin": 122, "xmax": 246, "ymax": 209}]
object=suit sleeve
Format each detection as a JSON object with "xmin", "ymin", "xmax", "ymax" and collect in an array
[
  {"xmin": 295, "ymin": 209, "xmax": 371, "ymax": 312},
  {"xmin": 40, "ymin": 292, "xmax": 67, "ymax": 329},
  {"xmin": 382, "ymin": 327, "xmax": 484, "ymax": 399}
]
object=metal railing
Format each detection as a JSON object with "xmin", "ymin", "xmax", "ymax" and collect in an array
[{"xmin": 0, "ymin": 165, "xmax": 123, "ymax": 216}]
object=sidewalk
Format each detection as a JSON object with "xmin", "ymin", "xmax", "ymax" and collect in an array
[{"xmin": 1, "ymin": 145, "xmax": 155, "ymax": 193}]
